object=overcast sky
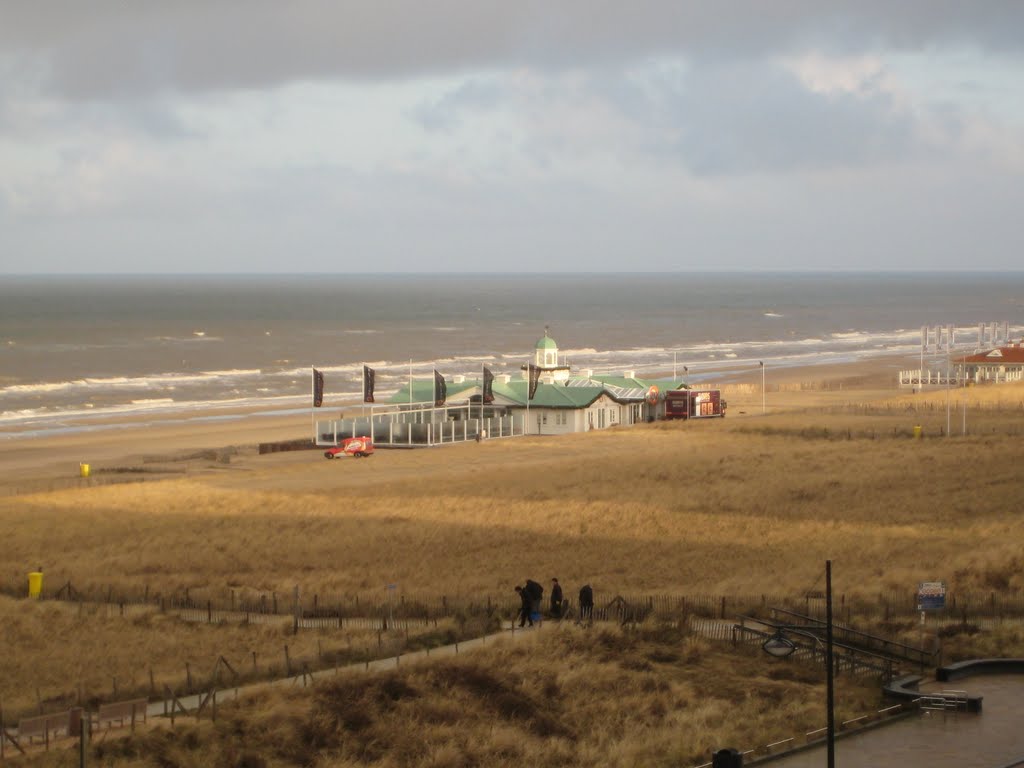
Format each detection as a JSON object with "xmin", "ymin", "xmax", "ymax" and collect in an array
[{"xmin": 1, "ymin": 2, "xmax": 1022, "ymax": 273}]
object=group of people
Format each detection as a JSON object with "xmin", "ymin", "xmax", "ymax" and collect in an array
[{"xmin": 514, "ymin": 578, "xmax": 594, "ymax": 627}]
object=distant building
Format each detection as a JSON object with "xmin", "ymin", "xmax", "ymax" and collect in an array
[
  {"xmin": 955, "ymin": 342, "xmax": 1024, "ymax": 384},
  {"xmin": 391, "ymin": 331, "xmax": 688, "ymax": 435}
]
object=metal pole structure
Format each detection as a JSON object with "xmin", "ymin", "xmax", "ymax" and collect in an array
[
  {"xmin": 310, "ymin": 367, "xmax": 315, "ymax": 444},
  {"xmin": 673, "ymin": 351, "xmax": 677, "ymax": 380},
  {"xmin": 525, "ymin": 358, "xmax": 530, "ymax": 436},
  {"xmin": 409, "ymin": 360, "xmax": 413, "ymax": 405},
  {"xmin": 760, "ymin": 361, "xmax": 765, "ymax": 414},
  {"xmin": 920, "ymin": 326, "xmax": 925, "ymax": 393},
  {"xmin": 945, "ymin": 346, "xmax": 951, "ymax": 437},
  {"xmin": 826, "ymin": 559, "xmax": 835, "ymax": 768},
  {"xmin": 962, "ymin": 371, "xmax": 967, "ymax": 436}
]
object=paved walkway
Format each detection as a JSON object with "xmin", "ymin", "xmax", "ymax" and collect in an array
[{"xmin": 150, "ymin": 622, "xmax": 541, "ymax": 719}]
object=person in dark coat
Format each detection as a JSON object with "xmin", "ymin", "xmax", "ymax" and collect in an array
[
  {"xmin": 524, "ymin": 578, "xmax": 544, "ymax": 623},
  {"xmin": 550, "ymin": 578, "xmax": 564, "ymax": 618},
  {"xmin": 578, "ymin": 584, "xmax": 594, "ymax": 625},
  {"xmin": 515, "ymin": 585, "xmax": 533, "ymax": 627}
]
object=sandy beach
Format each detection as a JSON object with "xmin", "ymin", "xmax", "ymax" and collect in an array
[{"xmin": 0, "ymin": 353, "xmax": 915, "ymax": 492}]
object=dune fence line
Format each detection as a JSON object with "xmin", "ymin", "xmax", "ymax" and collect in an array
[{"xmin": 6, "ymin": 579, "xmax": 1024, "ymax": 628}]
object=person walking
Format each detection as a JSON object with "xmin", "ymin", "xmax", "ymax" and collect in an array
[
  {"xmin": 524, "ymin": 578, "xmax": 544, "ymax": 625},
  {"xmin": 578, "ymin": 584, "xmax": 594, "ymax": 626},
  {"xmin": 550, "ymin": 577, "xmax": 564, "ymax": 619},
  {"xmin": 515, "ymin": 585, "xmax": 533, "ymax": 627}
]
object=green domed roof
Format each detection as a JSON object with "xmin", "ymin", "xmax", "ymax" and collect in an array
[{"xmin": 535, "ymin": 332, "xmax": 558, "ymax": 350}]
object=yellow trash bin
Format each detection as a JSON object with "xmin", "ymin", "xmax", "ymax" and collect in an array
[
  {"xmin": 28, "ymin": 571, "xmax": 43, "ymax": 599},
  {"xmin": 80, "ymin": 463, "xmax": 90, "ymax": 478},
  {"xmin": 913, "ymin": 426, "xmax": 922, "ymax": 439}
]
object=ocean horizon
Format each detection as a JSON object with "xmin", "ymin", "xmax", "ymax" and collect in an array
[{"xmin": 3, "ymin": 272, "xmax": 1022, "ymax": 438}]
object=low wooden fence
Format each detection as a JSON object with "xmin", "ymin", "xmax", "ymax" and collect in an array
[{"xmin": 7, "ymin": 579, "xmax": 1024, "ymax": 627}]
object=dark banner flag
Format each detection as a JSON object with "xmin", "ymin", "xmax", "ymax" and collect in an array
[
  {"xmin": 482, "ymin": 366, "xmax": 495, "ymax": 404},
  {"xmin": 528, "ymin": 364, "xmax": 541, "ymax": 401},
  {"xmin": 312, "ymin": 368, "xmax": 325, "ymax": 408},
  {"xmin": 362, "ymin": 365, "xmax": 376, "ymax": 403},
  {"xmin": 434, "ymin": 369, "xmax": 447, "ymax": 407}
]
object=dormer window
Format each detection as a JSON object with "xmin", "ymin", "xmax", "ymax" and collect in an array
[{"xmin": 987, "ymin": 350, "xmax": 1004, "ymax": 358}]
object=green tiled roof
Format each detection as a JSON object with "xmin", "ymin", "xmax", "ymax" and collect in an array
[
  {"xmin": 493, "ymin": 380, "xmax": 606, "ymax": 408},
  {"xmin": 390, "ymin": 380, "xmax": 477, "ymax": 404},
  {"xmin": 389, "ymin": 374, "xmax": 689, "ymax": 407}
]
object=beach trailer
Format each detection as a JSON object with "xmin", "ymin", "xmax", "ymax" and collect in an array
[{"xmin": 664, "ymin": 389, "xmax": 726, "ymax": 420}]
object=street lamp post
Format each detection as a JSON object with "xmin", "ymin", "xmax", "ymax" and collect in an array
[
  {"xmin": 825, "ymin": 559, "xmax": 835, "ymax": 768},
  {"xmin": 759, "ymin": 361, "xmax": 765, "ymax": 414},
  {"xmin": 761, "ymin": 560, "xmax": 835, "ymax": 768}
]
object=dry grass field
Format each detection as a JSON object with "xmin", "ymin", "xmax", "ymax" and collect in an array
[
  {"xmin": 14, "ymin": 625, "xmax": 888, "ymax": 768},
  {"xmin": 2, "ymin": 367, "xmax": 1024, "ymax": 766}
]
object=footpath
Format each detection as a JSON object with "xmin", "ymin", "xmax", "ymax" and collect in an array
[{"xmin": 1, "ymin": 620, "xmax": 548, "ymax": 758}]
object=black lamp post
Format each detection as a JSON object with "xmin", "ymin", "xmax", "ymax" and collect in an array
[{"xmin": 761, "ymin": 560, "xmax": 835, "ymax": 768}]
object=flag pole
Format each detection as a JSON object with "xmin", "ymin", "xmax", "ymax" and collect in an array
[
  {"xmin": 310, "ymin": 366, "xmax": 315, "ymax": 444},
  {"xmin": 525, "ymin": 358, "xmax": 530, "ymax": 436}
]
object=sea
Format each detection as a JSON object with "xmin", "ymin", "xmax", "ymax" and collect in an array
[{"xmin": 2, "ymin": 273, "xmax": 1022, "ymax": 439}]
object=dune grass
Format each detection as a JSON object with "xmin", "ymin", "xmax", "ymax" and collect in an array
[
  {"xmin": 13, "ymin": 623, "xmax": 886, "ymax": 768},
  {"xmin": 3, "ymin": 388, "xmax": 1024, "ymax": 603},
  {"xmin": 2, "ymin": 379, "xmax": 1023, "ymax": 765},
  {"xmin": 0, "ymin": 595, "xmax": 479, "ymax": 721}
]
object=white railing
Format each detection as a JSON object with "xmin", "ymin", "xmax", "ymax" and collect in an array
[{"xmin": 900, "ymin": 368, "xmax": 1024, "ymax": 387}]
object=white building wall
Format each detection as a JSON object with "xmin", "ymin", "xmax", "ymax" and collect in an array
[{"xmin": 519, "ymin": 397, "xmax": 637, "ymax": 434}]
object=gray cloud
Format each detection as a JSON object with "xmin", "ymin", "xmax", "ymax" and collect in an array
[
  {"xmin": 412, "ymin": 79, "xmax": 503, "ymax": 132},
  {"xmin": 3, "ymin": 2, "xmax": 1023, "ymax": 99},
  {"xmin": 658, "ymin": 63, "xmax": 920, "ymax": 174}
]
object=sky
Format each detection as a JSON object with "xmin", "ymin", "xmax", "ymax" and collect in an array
[{"xmin": 1, "ymin": 2, "xmax": 1022, "ymax": 274}]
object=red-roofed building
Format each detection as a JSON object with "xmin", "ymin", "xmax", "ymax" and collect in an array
[{"xmin": 956, "ymin": 342, "xmax": 1024, "ymax": 383}]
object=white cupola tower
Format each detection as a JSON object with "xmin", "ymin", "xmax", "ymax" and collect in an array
[{"xmin": 532, "ymin": 327, "xmax": 571, "ymax": 382}]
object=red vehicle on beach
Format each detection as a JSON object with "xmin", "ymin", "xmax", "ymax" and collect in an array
[{"xmin": 324, "ymin": 436, "xmax": 375, "ymax": 459}]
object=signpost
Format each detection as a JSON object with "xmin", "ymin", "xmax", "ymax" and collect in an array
[
  {"xmin": 917, "ymin": 581, "xmax": 946, "ymax": 611},
  {"xmin": 917, "ymin": 581, "xmax": 946, "ymax": 651}
]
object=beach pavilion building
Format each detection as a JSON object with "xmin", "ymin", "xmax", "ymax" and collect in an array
[
  {"xmin": 315, "ymin": 331, "xmax": 687, "ymax": 448},
  {"xmin": 955, "ymin": 341, "xmax": 1024, "ymax": 384},
  {"xmin": 388, "ymin": 331, "xmax": 686, "ymax": 437}
]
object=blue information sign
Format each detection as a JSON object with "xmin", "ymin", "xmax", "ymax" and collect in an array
[{"xmin": 917, "ymin": 581, "xmax": 946, "ymax": 611}]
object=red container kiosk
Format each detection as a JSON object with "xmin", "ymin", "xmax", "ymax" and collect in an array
[{"xmin": 664, "ymin": 389, "xmax": 726, "ymax": 420}]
